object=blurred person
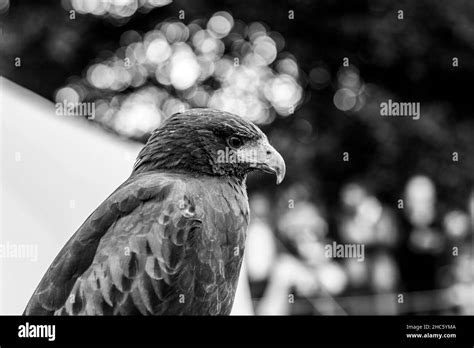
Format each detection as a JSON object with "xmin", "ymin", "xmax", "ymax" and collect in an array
[
  {"xmin": 445, "ymin": 251, "xmax": 474, "ymax": 314},
  {"xmin": 369, "ymin": 251, "xmax": 400, "ymax": 314},
  {"xmin": 404, "ymin": 175, "xmax": 444, "ymax": 253},
  {"xmin": 245, "ymin": 194, "xmax": 278, "ymax": 302},
  {"xmin": 277, "ymin": 201, "xmax": 329, "ymax": 263},
  {"xmin": 343, "ymin": 257, "xmax": 370, "ymax": 292},
  {"xmin": 405, "ymin": 176, "xmax": 437, "ymax": 228},
  {"xmin": 398, "ymin": 175, "xmax": 446, "ymax": 306},
  {"xmin": 256, "ymin": 253, "xmax": 319, "ymax": 315},
  {"xmin": 340, "ymin": 250, "xmax": 401, "ymax": 315},
  {"xmin": 256, "ymin": 251, "xmax": 349, "ymax": 315},
  {"xmin": 255, "ymin": 201, "xmax": 348, "ymax": 315},
  {"xmin": 439, "ymin": 192, "xmax": 474, "ymax": 314},
  {"xmin": 337, "ymin": 182, "xmax": 404, "ymax": 314},
  {"xmin": 338, "ymin": 182, "xmax": 399, "ymax": 248}
]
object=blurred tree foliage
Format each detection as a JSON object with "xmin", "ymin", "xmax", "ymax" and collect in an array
[{"xmin": 1, "ymin": 0, "xmax": 473, "ymax": 211}]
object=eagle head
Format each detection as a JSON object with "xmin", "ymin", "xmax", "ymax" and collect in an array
[{"xmin": 132, "ymin": 108, "xmax": 285, "ymax": 184}]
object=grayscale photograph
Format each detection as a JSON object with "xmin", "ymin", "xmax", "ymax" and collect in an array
[{"xmin": 0, "ymin": 0, "xmax": 473, "ymax": 346}]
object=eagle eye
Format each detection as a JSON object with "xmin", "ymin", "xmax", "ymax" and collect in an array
[{"xmin": 227, "ymin": 136, "xmax": 243, "ymax": 149}]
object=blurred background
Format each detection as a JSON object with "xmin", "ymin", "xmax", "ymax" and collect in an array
[{"xmin": 0, "ymin": 0, "xmax": 473, "ymax": 315}]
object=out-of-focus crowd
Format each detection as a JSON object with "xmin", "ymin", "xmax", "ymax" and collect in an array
[{"xmin": 245, "ymin": 176, "xmax": 474, "ymax": 315}]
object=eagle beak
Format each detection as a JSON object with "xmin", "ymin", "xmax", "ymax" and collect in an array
[{"xmin": 254, "ymin": 141, "xmax": 286, "ymax": 185}]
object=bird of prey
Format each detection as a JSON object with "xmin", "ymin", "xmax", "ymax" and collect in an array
[{"xmin": 24, "ymin": 108, "xmax": 285, "ymax": 315}]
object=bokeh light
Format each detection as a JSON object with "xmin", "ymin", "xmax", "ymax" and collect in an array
[
  {"xmin": 207, "ymin": 11, "xmax": 234, "ymax": 38},
  {"xmin": 66, "ymin": 0, "xmax": 171, "ymax": 21},
  {"xmin": 68, "ymin": 12, "xmax": 304, "ymax": 137},
  {"xmin": 333, "ymin": 88, "xmax": 357, "ymax": 111},
  {"xmin": 333, "ymin": 66, "xmax": 366, "ymax": 112},
  {"xmin": 55, "ymin": 86, "xmax": 80, "ymax": 104}
]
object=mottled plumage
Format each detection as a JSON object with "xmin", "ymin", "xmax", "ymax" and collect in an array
[{"xmin": 24, "ymin": 108, "xmax": 285, "ymax": 315}]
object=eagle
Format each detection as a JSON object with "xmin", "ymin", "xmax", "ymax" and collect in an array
[{"xmin": 24, "ymin": 108, "xmax": 285, "ymax": 315}]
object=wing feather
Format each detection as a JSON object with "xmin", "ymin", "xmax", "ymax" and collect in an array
[{"xmin": 24, "ymin": 172, "xmax": 200, "ymax": 315}]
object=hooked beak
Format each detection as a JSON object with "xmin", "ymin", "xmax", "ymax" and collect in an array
[{"xmin": 253, "ymin": 141, "xmax": 286, "ymax": 184}]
